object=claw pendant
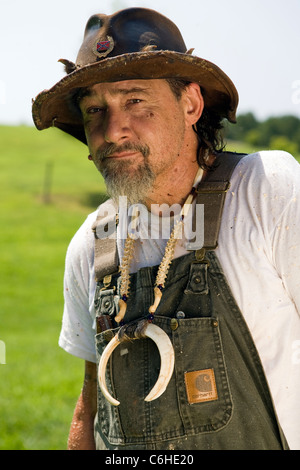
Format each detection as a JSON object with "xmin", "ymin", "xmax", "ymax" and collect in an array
[{"xmin": 98, "ymin": 323, "xmax": 175, "ymax": 406}]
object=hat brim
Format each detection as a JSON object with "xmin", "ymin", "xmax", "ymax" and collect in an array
[{"xmin": 32, "ymin": 50, "xmax": 238, "ymax": 144}]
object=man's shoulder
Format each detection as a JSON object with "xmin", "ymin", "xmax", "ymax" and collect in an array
[
  {"xmin": 230, "ymin": 150, "xmax": 300, "ymax": 200},
  {"xmin": 67, "ymin": 198, "xmax": 117, "ymax": 256},
  {"xmin": 237, "ymin": 148, "xmax": 296, "ymax": 166},
  {"xmin": 72, "ymin": 199, "xmax": 115, "ymax": 240},
  {"xmin": 233, "ymin": 149, "xmax": 299, "ymax": 178},
  {"xmin": 66, "ymin": 207, "xmax": 101, "ymax": 260}
]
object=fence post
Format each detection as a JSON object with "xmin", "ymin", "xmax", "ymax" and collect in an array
[
  {"xmin": 43, "ymin": 161, "xmax": 54, "ymax": 204},
  {"xmin": 0, "ymin": 340, "xmax": 6, "ymax": 364}
]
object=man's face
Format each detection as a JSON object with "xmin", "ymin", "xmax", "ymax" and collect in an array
[{"xmin": 79, "ymin": 79, "xmax": 196, "ymax": 205}]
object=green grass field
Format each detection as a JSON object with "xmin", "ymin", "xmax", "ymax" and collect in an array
[
  {"xmin": 0, "ymin": 125, "xmax": 107, "ymax": 450},
  {"xmin": 1, "ymin": 125, "xmax": 299, "ymax": 450}
]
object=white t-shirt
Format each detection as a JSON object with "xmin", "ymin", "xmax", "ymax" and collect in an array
[{"xmin": 59, "ymin": 150, "xmax": 300, "ymax": 449}]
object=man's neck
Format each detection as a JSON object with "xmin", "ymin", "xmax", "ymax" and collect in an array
[
  {"xmin": 144, "ymin": 162, "xmax": 199, "ymax": 211},
  {"xmin": 144, "ymin": 152, "xmax": 216, "ymax": 214}
]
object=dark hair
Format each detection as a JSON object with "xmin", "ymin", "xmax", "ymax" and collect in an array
[{"xmin": 166, "ymin": 78, "xmax": 225, "ymax": 170}]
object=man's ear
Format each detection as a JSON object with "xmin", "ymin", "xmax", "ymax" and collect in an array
[{"xmin": 183, "ymin": 83, "xmax": 204, "ymax": 127}]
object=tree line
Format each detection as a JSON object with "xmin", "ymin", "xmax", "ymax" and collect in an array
[{"xmin": 223, "ymin": 112, "xmax": 300, "ymax": 155}]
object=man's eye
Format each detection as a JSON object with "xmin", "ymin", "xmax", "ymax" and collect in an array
[
  {"xmin": 128, "ymin": 99, "xmax": 142, "ymax": 105},
  {"xmin": 87, "ymin": 107, "xmax": 104, "ymax": 114}
]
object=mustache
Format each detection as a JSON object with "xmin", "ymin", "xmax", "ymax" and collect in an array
[{"xmin": 96, "ymin": 142, "xmax": 150, "ymax": 161}]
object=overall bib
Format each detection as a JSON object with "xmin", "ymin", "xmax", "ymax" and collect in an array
[{"xmin": 92, "ymin": 153, "xmax": 288, "ymax": 450}]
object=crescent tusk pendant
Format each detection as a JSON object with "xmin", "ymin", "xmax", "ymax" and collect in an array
[
  {"xmin": 98, "ymin": 323, "xmax": 175, "ymax": 406},
  {"xmin": 144, "ymin": 323, "xmax": 175, "ymax": 401},
  {"xmin": 98, "ymin": 333, "xmax": 121, "ymax": 406}
]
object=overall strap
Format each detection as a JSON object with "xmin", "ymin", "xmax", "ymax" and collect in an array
[
  {"xmin": 91, "ymin": 199, "xmax": 119, "ymax": 282},
  {"xmin": 192, "ymin": 151, "xmax": 246, "ymax": 250}
]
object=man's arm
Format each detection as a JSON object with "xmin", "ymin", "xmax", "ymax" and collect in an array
[{"xmin": 68, "ymin": 361, "xmax": 97, "ymax": 450}]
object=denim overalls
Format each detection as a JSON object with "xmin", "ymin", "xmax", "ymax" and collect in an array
[{"xmin": 92, "ymin": 153, "xmax": 288, "ymax": 450}]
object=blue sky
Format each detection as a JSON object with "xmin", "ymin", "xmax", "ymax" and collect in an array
[{"xmin": 1, "ymin": 0, "xmax": 300, "ymax": 125}]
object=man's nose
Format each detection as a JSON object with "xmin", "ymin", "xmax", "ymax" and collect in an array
[{"xmin": 104, "ymin": 109, "xmax": 132, "ymax": 144}]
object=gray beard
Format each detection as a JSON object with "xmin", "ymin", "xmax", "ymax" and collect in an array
[
  {"xmin": 102, "ymin": 158, "xmax": 155, "ymax": 206},
  {"xmin": 94, "ymin": 142, "xmax": 154, "ymax": 206}
]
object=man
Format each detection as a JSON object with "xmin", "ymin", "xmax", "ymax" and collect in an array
[{"xmin": 32, "ymin": 8, "xmax": 300, "ymax": 450}]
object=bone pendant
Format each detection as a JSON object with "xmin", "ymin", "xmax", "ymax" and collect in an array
[
  {"xmin": 144, "ymin": 323, "xmax": 175, "ymax": 401},
  {"xmin": 149, "ymin": 287, "xmax": 162, "ymax": 314},
  {"xmin": 98, "ymin": 333, "xmax": 122, "ymax": 406},
  {"xmin": 115, "ymin": 298, "xmax": 127, "ymax": 323},
  {"xmin": 98, "ymin": 323, "xmax": 175, "ymax": 406}
]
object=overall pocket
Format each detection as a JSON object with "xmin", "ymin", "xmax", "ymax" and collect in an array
[
  {"xmin": 95, "ymin": 315, "xmax": 233, "ymax": 445},
  {"xmin": 170, "ymin": 316, "xmax": 233, "ymax": 434}
]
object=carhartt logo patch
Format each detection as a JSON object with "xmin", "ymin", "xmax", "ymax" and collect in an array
[{"xmin": 185, "ymin": 369, "xmax": 218, "ymax": 404}]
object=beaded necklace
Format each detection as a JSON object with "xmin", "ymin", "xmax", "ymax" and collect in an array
[{"xmin": 115, "ymin": 167, "xmax": 203, "ymax": 324}]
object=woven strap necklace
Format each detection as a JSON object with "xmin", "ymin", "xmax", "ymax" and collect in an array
[{"xmin": 115, "ymin": 167, "xmax": 203, "ymax": 324}]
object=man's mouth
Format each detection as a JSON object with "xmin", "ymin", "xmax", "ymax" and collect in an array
[
  {"xmin": 96, "ymin": 142, "xmax": 150, "ymax": 162},
  {"xmin": 109, "ymin": 150, "xmax": 141, "ymax": 159}
]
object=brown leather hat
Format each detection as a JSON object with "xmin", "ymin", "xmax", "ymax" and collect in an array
[{"xmin": 32, "ymin": 7, "xmax": 239, "ymax": 144}]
